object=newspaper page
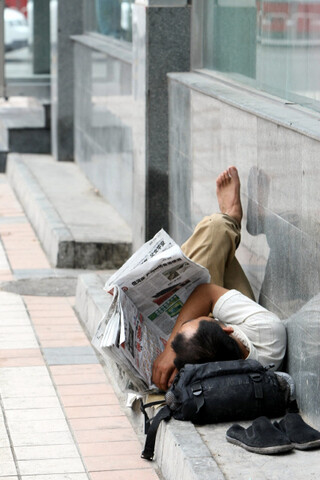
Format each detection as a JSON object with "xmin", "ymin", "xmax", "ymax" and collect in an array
[{"xmin": 93, "ymin": 229, "xmax": 210, "ymax": 390}]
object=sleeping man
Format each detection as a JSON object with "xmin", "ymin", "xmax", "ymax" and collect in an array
[{"xmin": 152, "ymin": 166, "xmax": 286, "ymax": 391}]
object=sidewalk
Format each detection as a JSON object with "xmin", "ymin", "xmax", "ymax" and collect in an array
[
  {"xmin": 0, "ymin": 174, "xmax": 160, "ymax": 480},
  {"xmin": 2, "ymin": 169, "xmax": 320, "ymax": 480}
]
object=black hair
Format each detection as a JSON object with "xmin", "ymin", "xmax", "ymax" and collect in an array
[{"xmin": 171, "ymin": 320, "xmax": 242, "ymax": 370}]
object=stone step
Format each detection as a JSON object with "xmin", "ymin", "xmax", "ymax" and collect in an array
[
  {"xmin": 0, "ymin": 97, "xmax": 51, "ymax": 171},
  {"xmin": 75, "ymin": 272, "xmax": 320, "ymax": 480},
  {"xmin": 7, "ymin": 153, "xmax": 132, "ymax": 269}
]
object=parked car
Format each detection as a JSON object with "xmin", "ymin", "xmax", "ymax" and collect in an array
[{"xmin": 4, "ymin": 7, "xmax": 29, "ymax": 51}]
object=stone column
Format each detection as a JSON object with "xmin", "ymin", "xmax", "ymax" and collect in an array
[
  {"xmin": 51, "ymin": 0, "xmax": 83, "ymax": 162},
  {"xmin": 132, "ymin": 0, "xmax": 191, "ymax": 247},
  {"xmin": 33, "ymin": 0, "xmax": 50, "ymax": 74}
]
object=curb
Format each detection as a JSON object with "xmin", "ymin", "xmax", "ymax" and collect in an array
[
  {"xmin": 75, "ymin": 272, "xmax": 226, "ymax": 480},
  {"xmin": 7, "ymin": 154, "xmax": 132, "ymax": 269}
]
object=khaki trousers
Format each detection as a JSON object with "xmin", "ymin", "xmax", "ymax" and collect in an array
[{"xmin": 181, "ymin": 214, "xmax": 255, "ymax": 300}]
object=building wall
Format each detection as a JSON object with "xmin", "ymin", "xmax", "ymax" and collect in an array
[
  {"xmin": 74, "ymin": 38, "xmax": 134, "ymax": 226},
  {"xmin": 168, "ymin": 72, "xmax": 320, "ymax": 427}
]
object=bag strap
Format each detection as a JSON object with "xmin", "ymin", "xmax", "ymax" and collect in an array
[
  {"xmin": 140, "ymin": 399, "xmax": 166, "ymax": 434},
  {"xmin": 141, "ymin": 405, "xmax": 172, "ymax": 461},
  {"xmin": 249, "ymin": 373, "xmax": 264, "ymax": 399}
]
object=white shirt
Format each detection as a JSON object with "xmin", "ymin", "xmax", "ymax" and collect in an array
[{"xmin": 212, "ymin": 289, "xmax": 287, "ymax": 370}]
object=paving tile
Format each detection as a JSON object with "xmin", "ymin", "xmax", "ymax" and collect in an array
[
  {"xmin": 0, "ymin": 313, "xmax": 30, "ymax": 320},
  {"xmin": 40, "ymin": 339, "xmax": 91, "ymax": 348},
  {"xmin": 0, "ymin": 448, "xmax": 17, "ymax": 476},
  {"xmin": 73, "ymin": 428, "xmax": 138, "ymax": 444},
  {"xmin": 68, "ymin": 416, "xmax": 132, "ymax": 431},
  {"xmin": 18, "ymin": 458, "xmax": 85, "ymax": 475},
  {"xmin": 2, "ymin": 396, "xmax": 61, "ymax": 410},
  {"xmin": 28, "ymin": 311, "xmax": 77, "ymax": 318},
  {"xmin": 53, "ymin": 374, "xmax": 107, "ymax": 386},
  {"xmin": 79, "ymin": 441, "xmax": 141, "ymax": 457},
  {"xmin": 0, "ymin": 184, "xmax": 157, "ymax": 480},
  {"xmin": 6, "ymin": 408, "xmax": 65, "ymax": 422},
  {"xmin": 57, "ymin": 384, "xmax": 113, "ymax": 396},
  {"xmin": 10, "ymin": 430, "xmax": 75, "ymax": 447},
  {"xmin": 0, "ymin": 367, "xmax": 51, "ymax": 385},
  {"xmin": 0, "ymin": 305, "xmax": 26, "ymax": 312},
  {"xmin": 7, "ymin": 419, "xmax": 70, "ymax": 435},
  {"xmin": 0, "ymin": 292, "xmax": 23, "ymax": 305},
  {"xmin": 24, "ymin": 298, "xmax": 74, "ymax": 307},
  {"xmin": 0, "ymin": 447, "xmax": 15, "ymax": 463},
  {"xmin": 0, "ymin": 436, "xmax": 10, "ymax": 448},
  {"xmin": 0, "ymin": 349, "xmax": 42, "ymax": 359},
  {"xmin": 14, "ymin": 444, "xmax": 80, "ymax": 460},
  {"xmin": 50, "ymin": 365, "xmax": 104, "ymax": 376},
  {"xmin": 0, "ymin": 317, "xmax": 31, "ymax": 326},
  {"xmin": 35, "ymin": 326, "xmax": 86, "ymax": 334},
  {"xmin": 90, "ymin": 469, "xmax": 158, "ymax": 480},
  {"xmin": 84, "ymin": 454, "xmax": 150, "ymax": 472},
  {"xmin": 64, "ymin": 405, "xmax": 124, "ymax": 419},
  {"xmin": 21, "ymin": 474, "xmax": 89, "ymax": 480},
  {"xmin": 0, "ymin": 386, "xmax": 57, "ymax": 398},
  {"xmin": 0, "ymin": 338, "xmax": 39, "ymax": 349},
  {"xmin": 0, "ymin": 462, "xmax": 17, "ymax": 476},
  {"xmin": 59, "ymin": 394, "xmax": 119, "ymax": 407},
  {"xmin": 32, "ymin": 318, "xmax": 80, "ymax": 326},
  {"xmin": 0, "ymin": 356, "xmax": 45, "ymax": 367},
  {"xmin": 43, "ymin": 347, "xmax": 99, "ymax": 366},
  {"xmin": 37, "ymin": 335, "xmax": 90, "ymax": 344},
  {"xmin": 0, "ymin": 373, "xmax": 53, "ymax": 388},
  {"xmin": 45, "ymin": 355, "xmax": 99, "ymax": 366}
]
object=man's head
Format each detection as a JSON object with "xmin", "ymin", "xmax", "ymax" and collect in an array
[{"xmin": 171, "ymin": 317, "xmax": 242, "ymax": 370}]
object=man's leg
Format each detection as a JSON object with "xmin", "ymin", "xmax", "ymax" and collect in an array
[{"xmin": 181, "ymin": 167, "xmax": 255, "ymax": 300}]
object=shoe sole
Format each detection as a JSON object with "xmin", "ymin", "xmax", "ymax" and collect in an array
[
  {"xmin": 226, "ymin": 435, "xmax": 294, "ymax": 455},
  {"xmin": 293, "ymin": 439, "xmax": 320, "ymax": 450}
]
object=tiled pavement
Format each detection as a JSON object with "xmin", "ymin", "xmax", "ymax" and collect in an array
[{"xmin": 0, "ymin": 175, "xmax": 160, "ymax": 480}]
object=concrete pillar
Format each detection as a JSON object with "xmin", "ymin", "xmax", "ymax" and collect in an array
[
  {"xmin": 33, "ymin": 0, "xmax": 50, "ymax": 74},
  {"xmin": 132, "ymin": 0, "xmax": 191, "ymax": 246},
  {"xmin": 51, "ymin": 0, "xmax": 83, "ymax": 162}
]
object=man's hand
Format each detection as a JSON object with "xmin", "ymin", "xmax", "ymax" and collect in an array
[{"xmin": 152, "ymin": 346, "xmax": 178, "ymax": 391}]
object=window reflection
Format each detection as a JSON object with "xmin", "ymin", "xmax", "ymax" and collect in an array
[
  {"xmin": 199, "ymin": 0, "xmax": 320, "ymax": 112},
  {"xmin": 85, "ymin": 0, "xmax": 133, "ymax": 42}
]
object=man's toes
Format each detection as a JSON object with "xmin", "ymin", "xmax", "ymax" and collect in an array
[
  {"xmin": 228, "ymin": 166, "xmax": 239, "ymax": 179},
  {"xmin": 223, "ymin": 170, "xmax": 230, "ymax": 183},
  {"xmin": 216, "ymin": 173, "xmax": 224, "ymax": 187}
]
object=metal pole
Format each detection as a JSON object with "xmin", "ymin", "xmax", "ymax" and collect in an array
[{"xmin": 0, "ymin": 0, "xmax": 6, "ymax": 98}]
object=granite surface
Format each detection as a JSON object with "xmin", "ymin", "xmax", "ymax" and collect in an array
[
  {"xmin": 168, "ymin": 73, "xmax": 320, "ymax": 426},
  {"xmin": 51, "ymin": 0, "xmax": 83, "ymax": 162},
  {"xmin": 74, "ymin": 39, "xmax": 134, "ymax": 228}
]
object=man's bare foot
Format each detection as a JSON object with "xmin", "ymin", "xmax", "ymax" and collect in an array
[{"xmin": 216, "ymin": 166, "xmax": 242, "ymax": 225}]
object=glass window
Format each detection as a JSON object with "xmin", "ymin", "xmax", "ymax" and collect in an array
[
  {"xmin": 194, "ymin": 0, "xmax": 320, "ymax": 112},
  {"xmin": 84, "ymin": 0, "xmax": 134, "ymax": 43}
]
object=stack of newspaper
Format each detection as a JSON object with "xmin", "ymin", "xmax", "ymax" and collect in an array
[{"xmin": 92, "ymin": 229, "xmax": 210, "ymax": 391}]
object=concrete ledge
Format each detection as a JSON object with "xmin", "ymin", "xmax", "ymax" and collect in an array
[
  {"xmin": 75, "ymin": 272, "xmax": 320, "ymax": 480},
  {"xmin": 7, "ymin": 154, "xmax": 132, "ymax": 268},
  {"xmin": 72, "ymin": 33, "xmax": 133, "ymax": 64},
  {"xmin": 75, "ymin": 272, "xmax": 225, "ymax": 480},
  {"xmin": 168, "ymin": 71, "xmax": 320, "ymax": 142}
]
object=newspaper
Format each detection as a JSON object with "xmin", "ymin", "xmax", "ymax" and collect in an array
[{"xmin": 92, "ymin": 229, "xmax": 210, "ymax": 391}]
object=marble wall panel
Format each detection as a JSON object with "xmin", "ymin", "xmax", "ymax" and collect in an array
[
  {"xmin": 168, "ymin": 75, "xmax": 320, "ymax": 423},
  {"xmin": 168, "ymin": 79, "xmax": 192, "ymax": 245},
  {"xmin": 74, "ymin": 41, "xmax": 134, "ymax": 227}
]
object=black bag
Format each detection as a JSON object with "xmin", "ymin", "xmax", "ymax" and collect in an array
[{"xmin": 141, "ymin": 359, "xmax": 289, "ymax": 460}]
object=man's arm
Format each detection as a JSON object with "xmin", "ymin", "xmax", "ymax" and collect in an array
[{"xmin": 152, "ymin": 283, "xmax": 228, "ymax": 391}]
